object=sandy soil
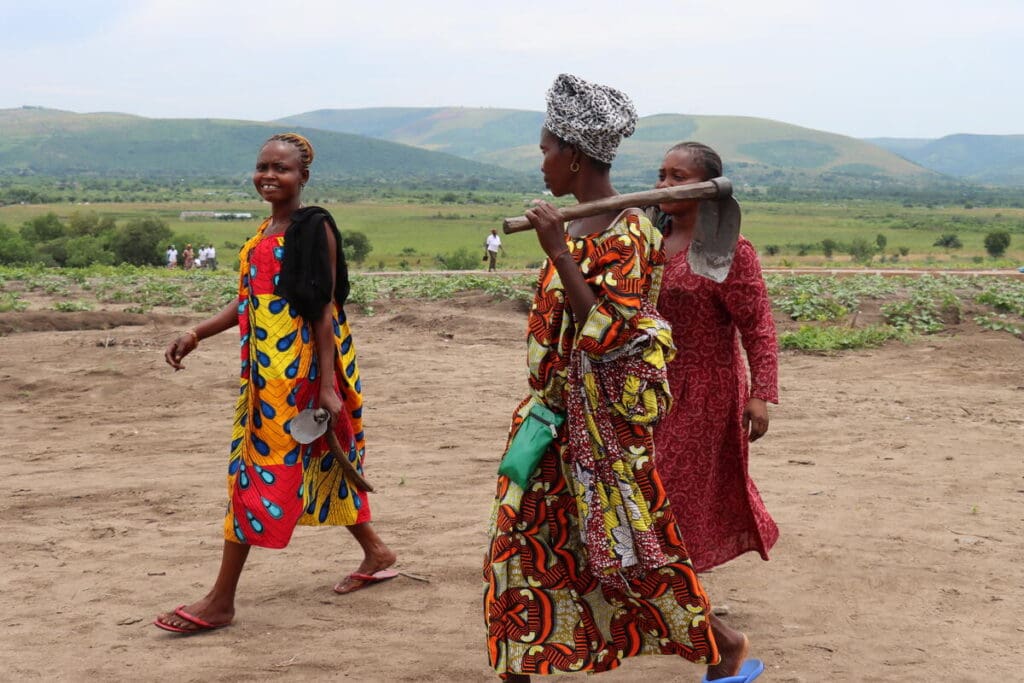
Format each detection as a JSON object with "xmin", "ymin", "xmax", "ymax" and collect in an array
[{"xmin": 0, "ymin": 293, "xmax": 1021, "ymax": 682}]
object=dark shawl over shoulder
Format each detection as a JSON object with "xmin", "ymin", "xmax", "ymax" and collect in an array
[{"xmin": 275, "ymin": 206, "xmax": 350, "ymax": 321}]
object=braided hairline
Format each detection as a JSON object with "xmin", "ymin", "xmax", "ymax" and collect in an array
[
  {"xmin": 266, "ymin": 132, "xmax": 315, "ymax": 169},
  {"xmin": 667, "ymin": 141, "xmax": 722, "ymax": 181}
]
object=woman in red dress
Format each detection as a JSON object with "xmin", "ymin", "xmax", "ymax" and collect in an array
[{"xmin": 652, "ymin": 142, "xmax": 780, "ymax": 574}]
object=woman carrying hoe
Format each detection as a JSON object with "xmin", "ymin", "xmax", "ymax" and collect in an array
[
  {"xmin": 483, "ymin": 75, "xmax": 763, "ymax": 682},
  {"xmin": 154, "ymin": 133, "xmax": 396, "ymax": 634},
  {"xmin": 651, "ymin": 142, "xmax": 779, "ymax": 575}
]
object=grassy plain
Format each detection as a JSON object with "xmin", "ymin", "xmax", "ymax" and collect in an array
[{"xmin": 1, "ymin": 194, "xmax": 1023, "ymax": 270}]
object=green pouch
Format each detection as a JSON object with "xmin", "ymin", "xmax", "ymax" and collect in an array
[{"xmin": 498, "ymin": 403, "xmax": 565, "ymax": 489}]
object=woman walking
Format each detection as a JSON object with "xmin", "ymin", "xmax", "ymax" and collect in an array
[
  {"xmin": 154, "ymin": 133, "xmax": 396, "ymax": 635},
  {"xmin": 652, "ymin": 142, "xmax": 779, "ymax": 574},
  {"xmin": 483, "ymin": 76, "xmax": 761, "ymax": 682}
]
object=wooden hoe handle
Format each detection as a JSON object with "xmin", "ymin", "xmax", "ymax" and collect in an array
[{"xmin": 502, "ymin": 177, "xmax": 733, "ymax": 234}]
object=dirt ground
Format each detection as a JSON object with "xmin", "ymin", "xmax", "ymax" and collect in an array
[{"xmin": 0, "ymin": 293, "xmax": 1021, "ymax": 682}]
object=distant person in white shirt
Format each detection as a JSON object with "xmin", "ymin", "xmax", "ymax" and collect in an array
[
  {"xmin": 166, "ymin": 245, "xmax": 178, "ymax": 268},
  {"xmin": 484, "ymin": 229, "xmax": 504, "ymax": 272},
  {"xmin": 206, "ymin": 244, "xmax": 218, "ymax": 271}
]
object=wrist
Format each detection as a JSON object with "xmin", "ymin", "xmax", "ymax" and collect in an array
[
  {"xmin": 186, "ymin": 329, "xmax": 200, "ymax": 345},
  {"xmin": 551, "ymin": 250, "xmax": 573, "ymax": 265}
]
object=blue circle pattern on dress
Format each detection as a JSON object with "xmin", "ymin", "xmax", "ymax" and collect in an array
[{"xmin": 225, "ymin": 225, "xmax": 367, "ymax": 548}]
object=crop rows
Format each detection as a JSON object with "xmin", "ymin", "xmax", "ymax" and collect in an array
[{"xmin": 2, "ymin": 266, "xmax": 1022, "ymax": 350}]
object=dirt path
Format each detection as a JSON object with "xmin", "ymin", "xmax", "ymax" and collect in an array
[{"xmin": 0, "ymin": 296, "xmax": 1021, "ymax": 681}]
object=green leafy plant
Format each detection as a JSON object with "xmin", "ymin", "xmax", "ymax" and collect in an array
[
  {"xmin": 53, "ymin": 301, "xmax": 93, "ymax": 312},
  {"xmin": 779, "ymin": 324, "xmax": 906, "ymax": 351},
  {"xmin": 0, "ymin": 292, "xmax": 28, "ymax": 312},
  {"xmin": 974, "ymin": 313, "xmax": 1023, "ymax": 336}
]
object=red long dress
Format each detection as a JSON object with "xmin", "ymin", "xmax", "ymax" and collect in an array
[{"xmin": 654, "ymin": 236, "xmax": 779, "ymax": 572}]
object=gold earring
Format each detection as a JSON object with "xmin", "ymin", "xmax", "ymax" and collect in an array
[{"xmin": 570, "ymin": 161, "xmax": 580, "ymax": 173}]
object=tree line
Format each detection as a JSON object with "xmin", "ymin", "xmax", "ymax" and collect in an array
[{"xmin": 0, "ymin": 211, "xmax": 373, "ymax": 268}]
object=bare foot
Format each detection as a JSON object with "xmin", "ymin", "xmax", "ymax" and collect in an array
[
  {"xmin": 705, "ymin": 613, "xmax": 748, "ymax": 680},
  {"xmin": 154, "ymin": 594, "xmax": 234, "ymax": 633}
]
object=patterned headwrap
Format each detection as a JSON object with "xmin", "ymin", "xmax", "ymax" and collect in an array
[{"xmin": 544, "ymin": 73, "xmax": 638, "ymax": 164}]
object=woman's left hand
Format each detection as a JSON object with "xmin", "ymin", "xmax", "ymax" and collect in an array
[
  {"xmin": 743, "ymin": 397, "xmax": 769, "ymax": 442},
  {"xmin": 526, "ymin": 200, "xmax": 569, "ymax": 259},
  {"xmin": 319, "ymin": 386, "xmax": 343, "ymax": 425}
]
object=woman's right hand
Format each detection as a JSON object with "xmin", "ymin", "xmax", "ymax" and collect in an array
[
  {"xmin": 526, "ymin": 200, "xmax": 569, "ymax": 259},
  {"xmin": 165, "ymin": 333, "xmax": 197, "ymax": 370}
]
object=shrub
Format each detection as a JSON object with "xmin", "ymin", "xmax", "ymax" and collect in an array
[
  {"xmin": 933, "ymin": 233, "xmax": 963, "ymax": 249},
  {"xmin": 983, "ymin": 230, "xmax": 1011, "ymax": 258},
  {"xmin": 821, "ymin": 238, "xmax": 837, "ymax": 259},
  {"xmin": 110, "ymin": 218, "xmax": 172, "ymax": 266},
  {"xmin": 64, "ymin": 235, "xmax": 116, "ymax": 268},
  {"xmin": 847, "ymin": 238, "xmax": 875, "ymax": 264},
  {"xmin": 68, "ymin": 211, "xmax": 116, "ymax": 237},
  {"xmin": 898, "ymin": 246, "xmax": 910, "ymax": 257},
  {"xmin": 20, "ymin": 213, "xmax": 65, "ymax": 242},
  {"xmin": 341, "ymin": 231, "xmax": 372, "ymax": 264},
  {"xmin": 0, "ymin": 227, "xmax": 38, "ymax": 265},
  {"xmin": 436, "ymin": 247, "xmax": 479, "ymax": 270},
  {"xmin": 875, "ymin": 234, "xmax": 887, "ymax": 251},
  {"xmin": 764, "ymin": 244, "xmax": 780, "ymax": 256}
]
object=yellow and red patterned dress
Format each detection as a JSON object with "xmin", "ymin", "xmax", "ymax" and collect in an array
[
  {"xmin": 484, "ymin": 211, "xmax": 718, "ymax": 678},
  {"xmin": 224, "ymin": 219, "xmax": 370, "ymax": 549}
]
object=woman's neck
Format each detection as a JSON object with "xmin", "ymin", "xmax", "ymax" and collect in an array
[
  {"xmin": 663, "ymin": 209, "xmax": 698, "ymax": 258},
  {"xmin": 567, "ymin": 176, "xmax": 620, "ymax": 237},
  {"xmin": 668, "ymin": 209, "xmax": 698, "ymax": 240},
  {"xmin": 267, "ymin": 200, "xmax": 302, "ymax": 233},
  {"xmin": 572, "ymin": 174, "xmax": 616, "ymax": 205}
]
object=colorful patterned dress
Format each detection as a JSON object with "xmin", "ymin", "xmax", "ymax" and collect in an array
[
  {"xmin": 484, "ymin": 211, "xmax": 718, "ymax": 678},
  {"xmin": 653, "ymin": 236, "xmax": 779, "ymax": 572},
  {"xmin": 224, "ymin": 219, "xmax": 371, "ymax": 549}
]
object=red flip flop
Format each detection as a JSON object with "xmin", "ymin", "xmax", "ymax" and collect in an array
[
  {"xmin": 333, "ymin": 568, "xmax": 399, "ymax": 595},
  {"xmin": 153, "ymin": 605, "xmax": 231, "ymax": 634}
]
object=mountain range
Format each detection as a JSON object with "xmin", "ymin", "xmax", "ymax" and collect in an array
[
  {"xmin": 2, "ymin": 105, "xmax": 1023, "ymax": 190},
  {"xmin": 279, "ymin": 107, "xmax": 936, "ymax": 188},
  {"xmin": 0, "ymin": 107, "xmax": 526, "ymax": 187},
  {"xmin": 868, "ymin": 134, "xmax": 1024, "ymax": 186}
]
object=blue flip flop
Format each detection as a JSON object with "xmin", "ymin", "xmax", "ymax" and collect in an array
[{"xmin": 701, "ymin": 658, "xmax": 765, "ymax": 683}]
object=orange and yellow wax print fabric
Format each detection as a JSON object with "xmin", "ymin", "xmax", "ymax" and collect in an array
[
  {"xmin": 484, "ymin": 211, "xmax": 718, "ymax": 677},
  {"xmin": 224, "ymin": 220, "xmax": 370, "ymax": 549}
]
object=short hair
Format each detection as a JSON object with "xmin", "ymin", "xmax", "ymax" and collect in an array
[
  {"xmin": 667, "ymin": 141, "xmax": 722, "ymax": 181},
  {"xmin": 265, "ymin": 132, "xmax": 315, "ymax": 169}
]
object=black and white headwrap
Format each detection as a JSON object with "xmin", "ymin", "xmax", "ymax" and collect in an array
[{"xmin": 543, "ymin": 73, "xmax": 638, "ymax": 165}]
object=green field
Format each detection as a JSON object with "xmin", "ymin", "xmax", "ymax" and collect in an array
[{"xmin": 1, "ymin": 195, "xmax": 1022, "ymax": 271}]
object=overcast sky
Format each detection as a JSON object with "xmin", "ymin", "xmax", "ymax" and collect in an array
[{"xmin": 3, "ymin": 0, "xmax": 1021, "ymax": 139}]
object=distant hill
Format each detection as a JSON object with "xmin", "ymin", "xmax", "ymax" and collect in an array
[
  {"xmin": 869, "ymin": 134, "xmax": 1024, "ymax": 186},
  {"xmin": 0, "ymin": 107, "xmax": 530, "ymax": 186},
  {"xmin": 279, "ymin": 107, "xmax": 938, "ymax": 188}
]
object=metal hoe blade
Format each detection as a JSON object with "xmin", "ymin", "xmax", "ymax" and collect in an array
[
  {"xmin": 291, "ymin": 408, "xmax": 331, "ymax": 445},
  {"xmin": 688, "ymin": 196, "xmax": 742, "ymax": 283},
  {"xmin": 289, "ymin": 408, "xmax": 375, "ymax": 492}
]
